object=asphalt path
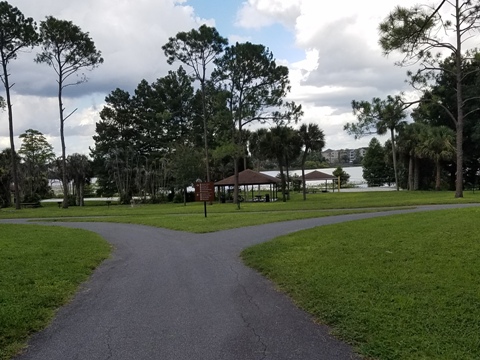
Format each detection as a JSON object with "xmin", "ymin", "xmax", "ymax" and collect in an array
[{"xmin": 6, "ymin": 203, "xmax": 479, "ymax": 360}]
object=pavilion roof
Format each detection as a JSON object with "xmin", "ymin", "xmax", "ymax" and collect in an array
[
  {"xmin": 303, "ymin": 170, "xmax": 337, "ymax": 181},
  {"xmin": 214, "ymin": 169, "xmax": 281, "ymax": 186}
]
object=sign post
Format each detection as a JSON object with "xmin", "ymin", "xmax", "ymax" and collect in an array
[{"xmin": 194, "ymin": 182, "xmax": 215, "ymax": 217}]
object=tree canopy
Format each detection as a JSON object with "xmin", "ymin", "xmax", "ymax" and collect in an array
[
  {"xmin": 378, "ymin": 0, "xmax": 480, "ymax": 197},
  {"xmin": 36, "ymin": 15, "xmax": 103, "ymax": 208},
  {"xmin": 345, "ymin": 95, "xmax": 407, "ymax": 191},
  {"xmin": 0, "ymin": 1, "xmax": 39, "ymax": 209}
]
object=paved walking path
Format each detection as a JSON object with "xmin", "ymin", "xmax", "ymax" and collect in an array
[{"xmin": 6, "ymin": 204, "xmax": 478, "ymax": 360}]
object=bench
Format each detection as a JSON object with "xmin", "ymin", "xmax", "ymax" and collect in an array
[{"xmin": 21, "ymin": 202, "xmax": 41, "ymax": 208}]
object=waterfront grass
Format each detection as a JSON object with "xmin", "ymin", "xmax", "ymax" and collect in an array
[
  {"xmin": 0, "ymin": 225, "xmax": 110, "ymax": 360},
  {"xmin": 241, "ymin": 207, "xmax": 480, "ymax": 359}
]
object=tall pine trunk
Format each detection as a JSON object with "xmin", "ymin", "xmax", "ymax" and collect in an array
[{"xmin": 2, "ymin": 61, "xmax": 21, "ymax": 209}]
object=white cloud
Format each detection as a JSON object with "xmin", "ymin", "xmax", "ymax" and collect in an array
[
  {"xmin": 234, "ymin": 0, "xmax": 421, "ymax": 150},
  {"xmin": 236, "ymin": 0, "xmax": 300, "ymax": 29},
  {"xmin": 1, "ymin": 0, "xmax": 436, "ymax": 157},
  {"xmin": 2, "ymin": 0, "xmax": 212, "ymax": 156}
]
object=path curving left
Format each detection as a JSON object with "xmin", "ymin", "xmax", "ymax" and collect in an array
[{"xmin": 5, "ymin": 204, "xmax": 478, "ymax": 360}]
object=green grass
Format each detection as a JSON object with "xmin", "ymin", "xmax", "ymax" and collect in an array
[
  {"xmin": 47, "ymin": 208, "xmax": 399, "ymax": 233},
  {"xmin": 1, "ymin": 191, "xmax": 479, "ymax": 233},
  {"xmin": 241, "ymin": 207, "xmax": 480, "ymax": 360},
  {"xmin": 1, "ymin": 191, "xmax": 480, "ymax": 359},
  {"xmin": 0, "ymin": 224, "xmax": 110, "ymax": 360}
]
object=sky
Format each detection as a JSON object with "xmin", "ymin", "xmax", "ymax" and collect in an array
[{"xmin": 1, "ymin": 0, "xmax": 422, "ymax": 157}]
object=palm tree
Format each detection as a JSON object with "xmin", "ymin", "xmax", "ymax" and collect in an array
[
  {"xmin": 299, "ymin": 123, "xmax": 325, "ymax": 200},
  {"xmin": 249, "ymin": 128, "xmax": 269, "ymax": 171},
  {"xmin": 347, "ymin": 95, "xmax": 407, "ymax": 191},
  {"xmin": 283, "ymin": 129, "xmax": 302, "ymax": 200},
  {"xmin": 67, "ymin": 153, "xmax": 91, "ymax": 206},
  {"xmin": 396, "ymin": 122, "xmax": 429, "ymax": 190},
  {"xmin": 417, "ymin": 126, "xmax": 456, "ymax": 191},
  {"xmin": 258, "ymin": 126, "xmax": 300, "ymax": 202}
]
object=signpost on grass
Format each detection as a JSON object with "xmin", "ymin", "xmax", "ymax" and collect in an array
[{"xmin": 194, "ymin": 181, "xmax": 214, "ymax": 217}]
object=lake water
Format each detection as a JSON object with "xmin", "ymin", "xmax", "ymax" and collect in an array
[{"xmin": 261, "ymin": 166, "xmax": 396, "ymax": 192}]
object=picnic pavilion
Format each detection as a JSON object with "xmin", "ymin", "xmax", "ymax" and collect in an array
[
  {"xmin": 303, "ymin": 170, "xmax": 337, "ymax": 192},
  {"xmin": 214, "ymin": 169, "xmax": 281, "ymax": 202}
]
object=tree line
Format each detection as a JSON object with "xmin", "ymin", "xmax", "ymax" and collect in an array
[
  {"xmin": 0, "ymin": 1, "xmax": 102, "ymax": 209},
  {"xmin": 0, "ymin": 2, "xmax": 328, "ymax": 207},
  {"xmin": 3, "ymin": 0, "xmax": 478, "ymax": 208},
  {"xmin": 346, "ymin": 0, "xmax": 480, "ymax": 197}
]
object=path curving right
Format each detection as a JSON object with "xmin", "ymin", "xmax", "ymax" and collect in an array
[{"xmin": 11, "ymin": 203, "xmax": 479, "ymax": 360}]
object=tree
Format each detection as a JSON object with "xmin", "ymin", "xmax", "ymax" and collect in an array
[
  {"xmin": 378, "ymin": 1, "xmax": 480, "ymax": 197},
  {"xmin": 396, "ymin": 122, "xmax": 429, "ymax": 190},
  {"xmin": 213, "ymin": 42, "xmax": 294, "ymax": 206},
  {"xmin": 249, "ymin": 128, "xmax": 270, "ymax": 171},
  {"xmin": 171, "ymin": 144, "xmax": 204, "ymax": 205},
  {"xmin": 91, "ymin": 89, "xmax": 135, "ymax": 201},
  {"xmin": 0, "ymin": 2, "xmax": 39, "ymax": 209},
  {"xmin": 345, "ymin": 95, "xmax": 407, "ymax": 191},
  {"xmin": 152, "ymin": 66, "xmax": 196, "ymax": 146},
  {"xmin": 411, "ymin": 55, "xmax": 480, "ymax": 189},
  {"xmin": 258, "ymin": 126, "xmax": 299, "ymax": 202},
  {"xmin": 283, "ymin": 128, "xmax": 302, "ymax": 199},
  {"xmin": 0, "ymin": 148, "xmax": 13, "ymax": 207},
  {"xmin": 352, "ymin": 149, "xmax": 364, "ymax": 165},
  {"xmin": 18, "ymin": 129, "xmax": 55, "ymax": 201},
  {"xmin": 36, "ymin": 16, "xmax": 103, "ymax": 208},
  {"xmin": 67, "ymin": 153, "xmax": 91, "ymax": 206},
  {"xmin": 417, "ymin": 126, "xmax": 456, "ymax": 190},
  {"xmin": 333, "ymin": 166, "xmax": 350, "ymax": 187},
  {"xmin": 299, "ymin": 123, "xmax": 325, "ymax": 200},
  {"xmin": 162, "ymin": 25, "xmax": 228, "ymax": 183},
  {"xmin": 362, "ymin": 138, "xmax": 389, "ymax": 187}
]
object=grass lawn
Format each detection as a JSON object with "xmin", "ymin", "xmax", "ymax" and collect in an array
[
  {"xmin": 1, "ymin": 190, "xmax": 480, "ymax": 359},
  {"xmin": 1, "ymin": 191, "xmax": 479, "ymax": 233},
  {"xmin": 43, "ymin": 208, "xmax": 401, "ymax": 233},
  {"xmin": 0, "ymin": 224, "xmax": 110, "ymax": 360},
  {"xmin": 241, "ymin": 207, "xmax": 480, "ymax": 360}
]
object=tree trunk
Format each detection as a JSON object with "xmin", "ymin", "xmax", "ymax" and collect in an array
[
  {"xmin": 435, "ymin": 159, "xmax": 441, "ymax": 191},
  {"xmin": 80, "ymin": 182, "xmax": 85, "ymax": 206},
  {"xmin": 278, "ymin": 161, "xmax": 286, "ymax": 203},
  {"xmin": 414, "ymin": 158, "xmax": 420, "ymax": 191},
  {"xmin": 285, "ymin": 158, "xmax": 290, "ymax": 201},
  {"xmin": 58, "ymin": 76, "xmax": 69, "ymax": 208},
  {"xmin": 200, "ymin": 75, "xmax": 210, "ymax": 184},
  {"xmin": 2, "ymin": 61, "xmax": 21, "ymax": 209},
  {"xmin": 302, "ymin": 166, "xmax": 306, "ymax": 200},
  {"xmin": 233, "ymin": 156, "xmax": 240, "ymax": 209},
  {"xmin": 408, "ymin": 155, "xmax": 414, "ymax": 191},
  {"xmin": 301, "ymin": 149, "xmax": 308, "ymax": 200},
  {"xmin": 390, "ymin": 129, "xmax": 399, "ymax": 191},
  {"xmin": 454, "ymin": 1, "xmax": 463, "ymax": 198}
]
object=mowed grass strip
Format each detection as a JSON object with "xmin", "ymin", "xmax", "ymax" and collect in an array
[
  {"xmin": 1, "ymin": 190, "xmax": 480, "ymax": 221},
  {"xmin": 241, "ymin": 207, "xmax": 480, "ymax": 360},
  {"xmin": 57, "ymin": 208, "xmax": 396, "ymax": 233},
  {"xmin": 0, "ymin": 224, "xmax": 110, "ymax": 360}
]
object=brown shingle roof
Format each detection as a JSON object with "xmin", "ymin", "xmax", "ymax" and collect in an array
[
  {"xmin": 214, "ymin": 169, "xmax": 281, "ymax": 186},
  {"xmin": 303, "ymin": 170, "xmax": 337, "ymax": 180}
]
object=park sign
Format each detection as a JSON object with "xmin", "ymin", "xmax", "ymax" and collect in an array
[{"xmin": 194, "ymin": 182, "xmax": 215, "ymax": 202}]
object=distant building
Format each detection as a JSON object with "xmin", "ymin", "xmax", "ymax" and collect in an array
[
  {"xmin": 322, "ymin": 147, "xmax": 367, "ymax": 164},
  {"xmin": 322, "ymin": 149, "xmax": 339, "ymax": 164}
]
